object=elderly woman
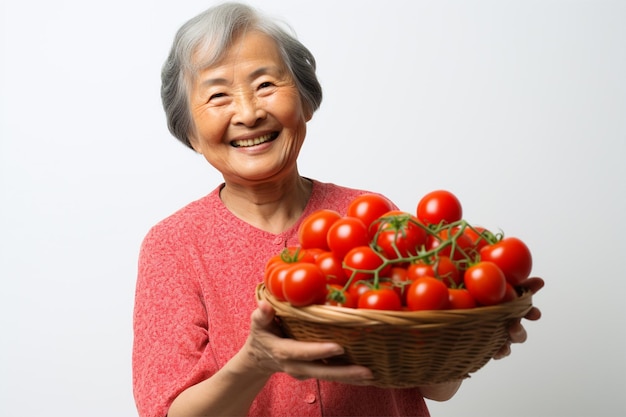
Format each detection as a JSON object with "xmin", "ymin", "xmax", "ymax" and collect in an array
[{"xmin": 132, "ymin": 3, "xmax": 543, "ymax": 417}]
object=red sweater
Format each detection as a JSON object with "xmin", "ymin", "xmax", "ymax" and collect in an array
[{"xmin": 132, "ymin": 180, "xmax": 430, "ymax": 417}]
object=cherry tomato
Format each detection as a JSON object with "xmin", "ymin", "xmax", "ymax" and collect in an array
[
  {"xmin": 374, "ymin": 211, "xmax": 428, "ymax": 260},
  {"xmin": 406, "ymin": 277, "xmax": 450, "ymax": 311},
  {"xmin": 281, "ymin": 246, "xmax": 317, "ymax": 263},
  {"xmin": 464, "ymin": 261, "xmax": 507, "ymax": 306},
  {"xmin": 479, "ymin": 237, "xmax": 532, "ymax": 286},
  {"xmin": 326, "ymin": 284, "xmax": 357, "ymax": 308},
  {"xmin": 315, "ymin": 251, "xmax": 348, "ymax": 286},
  {"xmin": 346, "ymin": 193, "xmax": 395, "ymax": 235},
  {"xmin": 326, "ymin": 216, "xmax": 369, "ymax": 259},
  {"xmin": 357, "ymin": 288, "xmax": 403, "ymax": 311},
  {"xmin": 389, "ymin": 266, "xmax": 412, "ymax": 305},
  {"xmin": 462, "ymin": 226, "xmax": 492, "ymax": 252},
  {"xmin": 347, "ymin": 279, "xmax": 372, "ymax": 302},
  {"xmin": 426, "ymin": 227, "xmax": 474, "ymax": 263},
  {"xmin": 408, "ymin": 257, "xmax": 461, "ymax": 287},
  {"xmin": 343, "ymin": 246, "xmax": 386, "ymax": 283},
  {"xmin": 298, "ymin": 209, "xmax": 341, "ymax": 251},
  {"xmin": 448, "ymin": 288, "xmax": 477, "ymax": 309},
  {"xmin": 416, "ymin": 190, "xmax": 463, "ymax": 225},
  {"xmin": 282, "ymin": 263, "xmax": 327, "ymax": 307},
  {"xmin": 502, "ymin": 283, "xmax": 518, "ymax": 303},
  {"xmin": 266, "ymin": 262, "xmax": 292, "ymax": 301}
]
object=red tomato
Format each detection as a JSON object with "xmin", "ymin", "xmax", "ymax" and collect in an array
[
  {"xmin": 282, "ymin": 263, "xmax": 327, "ymax": 307},
  {"xmin": 427, "ymin": 227, "xmax": 475, "ymax": 263},
  {"xmin": 464, "ymin": 261, "xmax": 507, "ymax": 306},
  {"xmin": 298, "ymin": 209, "xmax": 341, "ymax": 251},
  {"xmin": 357, "ymin": 288, "xmax": 403, "ymax": 311},
  {"xmin": 346, "ymin": 193, "xmax": 395, "ymax": 235},
  {"xmin": 389, "ymin": 266, "xmax": 412, "ymax": 305},
  {"xmin": 462, "ymin": 226, "xmax": 492, "ymax": 252},
  {"xmin": 326, "ymin": 284, "xmax": 357, "ymax": 308},
  {"xmin": 315, "ymin": 251, "xmax": 348, "ymax": 286},
  {"xmin": 502, "ymin": 283, "xmax": 518, "ymax": 303},
  {"xmin": 326, "ymin": 216, "xmax": 369, "ymax": 259},
  {"xmin": 347, "ymin": 279, "xmax": 372, "ymax": 302},
  {"xmin": 406, "ymin": 277, "xmax": 450, "ymax": 311},
  {"xmin": 374, "ymin": 211, "xmax": 428, "ymax": 260},
  {"xmin": 416, "ymin": 190, "xmax": 463, "ymax": 225},
  {"xmin": 406, "ymin": 261, "xmax": 434, "ymax": 280},
  {"xmin": 407, "ymin": 256, "xmax": 461, "ymax": 287},
  {"xmin": 343, "ymin": 246, "xmax": 386, "ymax": 283},
  {"xmin": 479, "ymin": 237, "xmax": 532, "ymax": 286},
  {"xmin": 281, "ymin": 246, "xmax": 317, "ymax": 264},
  {"xmin": 448, "ymin": 288, "xmax": 477, "ymax": 309},
  {"xmin": 266, "ymin": 262, "xmax": 292, "ymax": 301}
]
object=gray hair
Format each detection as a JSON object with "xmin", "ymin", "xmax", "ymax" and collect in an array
[{"xmin": 161, "ymin": 2, "xmax": 323, "ymax": 150}]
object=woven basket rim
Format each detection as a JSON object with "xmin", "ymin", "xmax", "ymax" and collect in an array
[{"xmin": 256, "ymin": 283, "xmax": 533, "ymax": 327}]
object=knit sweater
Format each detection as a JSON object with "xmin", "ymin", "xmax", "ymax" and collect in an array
[{"xmin": 132, "ymin": 180, "xmax": 429, "ymax": 417}]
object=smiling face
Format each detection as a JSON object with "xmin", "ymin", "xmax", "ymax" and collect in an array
[{"xmin": 187, "ymin": 30, "xmax": 311, "ymax": 186}]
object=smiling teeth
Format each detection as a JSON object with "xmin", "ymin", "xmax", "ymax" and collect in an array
[{"xmin": 233, "ymin": 133, "xmax": 275, "ymax": 148}]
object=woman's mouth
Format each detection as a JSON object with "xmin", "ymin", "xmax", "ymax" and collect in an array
[{"xmin": 231, "ymin": 132, "xmax": 279, "ymax": 148}]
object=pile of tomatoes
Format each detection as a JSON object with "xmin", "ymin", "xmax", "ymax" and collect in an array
[{"xmin": 263, "ymin": 190, "xmax": 533, "ymax": 311}]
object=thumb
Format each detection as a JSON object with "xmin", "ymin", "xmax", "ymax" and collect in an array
[{"xmin": 252, "ymin": 300, "xmax": 276, "ymax": 328}]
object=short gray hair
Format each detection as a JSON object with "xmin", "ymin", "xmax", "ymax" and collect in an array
[{"xmin": 161, "ymin": 2, "xmax": 323, "ymax": 150}]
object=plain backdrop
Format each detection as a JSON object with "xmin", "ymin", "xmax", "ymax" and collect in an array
[{"xmin": 1, "ymin": 0, "xmax": 625, "ymax": 416}]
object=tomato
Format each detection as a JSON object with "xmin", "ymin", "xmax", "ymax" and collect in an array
[
  {"xmin": 462, "ymin": 226, "xmax": 492, "ymax": 252},
  {"xmin": 408, "ymin": 257, "xmax": 461, "ymax": 287},
  {"xmin": 464, "ymin": 261, "xmax": 507, "ymax": 306},
  {"xmin": 406, "ymin": 261, "xmax": 434, "ymax": 281},
  {"xmin": 282, "ymin": 263, "xmax": 327, "ymax": 307},
  {"xmin": 298, "ymin": 209, "xmax": 341, "ymax": 251},
  {"xmin": 479, "ymin": 237, "xmax": 532, "ymax": 286},
  {"xmin": 416, "ymin": 190, "xmax": 463, "ymax": 225},
  {"xmin": 389, "ymin": 266, "xmax": 412, "ymax": 304},
  {"xmin": 357, "ymin": 288, "xmax": 403, "ymax": 311},
  {"xmin": 426, "ymin": 227, "xmax": 475, "ymax": 263},
  {"xmin": 280, "ymin": 246, "xmax": 317, "ymax": 264},
  {"xmin": 502, "ymin": 283, "xmax": 518, "ymax": 303},
  {"xmin": 480, "ymin": 237, "xmax": 531, "ymax": 284},
  {"xmin": 448, "ymin": 288, "xmax": 477, "ymax": 309},
  {"xmin": 326, "ymin": 284, "xmax": 357, "ymax": 308},
  {"xmin": 343, "ymin": 246, "xmax": 387, "ymax": 283},
  {"xmin": 406, "ymin": 277, "xmax": 450, "ymax": 311},
  {"xmin": 374, "ymin": 211, "xmax": 428, "ymax": 260},
  {"xmin": 346, "ymin": 193, "xmax": 396, "ymax": 235},
  {"xmin": 326, "ymin": 216, "xmax": 369, "ymax": 259},
  {"xmin": 315, "ymin": 251, "xmax": 348, "ymax": 286},
  {"xmin": 347, "ymin": 279, "xmax": 372, "ymax": 302},
  {"xmin": 265, "ymin": 262, "xmax": 292, "ymax": 301}
]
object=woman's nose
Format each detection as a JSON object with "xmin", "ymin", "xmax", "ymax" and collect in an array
[{"xmin": 232, "ymin": 93, "xmax": 266, "ymax": 126}]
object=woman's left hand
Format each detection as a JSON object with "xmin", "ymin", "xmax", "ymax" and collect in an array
[{"xmin": 493, "ymin": 277, "xmax": 545, "ymax": 359}]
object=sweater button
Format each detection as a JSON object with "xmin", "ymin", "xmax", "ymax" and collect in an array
[
  {"xmin": 273, "ymin": 237, "xmax": 283, "ymax": 245},
  {"xmin": 304, "ymin": 393, "xmax": 316, "ymax": 404}
]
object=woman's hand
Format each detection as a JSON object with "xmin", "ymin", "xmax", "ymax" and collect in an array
[
  {"xmin": 494, "ymin": 277, "xmax": 545, "ymax": 359},
  {"xmin": 239, "ymin": 300, "xmax": 375, "ymax": 384}
]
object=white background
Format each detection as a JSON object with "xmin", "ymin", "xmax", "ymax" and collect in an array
[{"xmin": 1, "ymin": 0, "xmax": 625, "ymax": 416}]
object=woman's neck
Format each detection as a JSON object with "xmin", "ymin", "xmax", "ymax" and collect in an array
[{"xmin": 219, "ymin": 175, "xmax": 313, "ymax": 234}]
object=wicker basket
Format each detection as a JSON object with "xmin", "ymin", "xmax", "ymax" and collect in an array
[{"xmin": 256, "ymin": 283, "xmax": 533, "ymax": 388}]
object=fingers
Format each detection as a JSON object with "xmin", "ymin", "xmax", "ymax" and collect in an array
[
  {"xmin": 518, "ymin": 277, "xmax": 545, "ymax": 294},
  {"xmin": 493, "ymin": 340, "xmax": 511, "ymax": 360},
  {"xmin": 284, "ymin": 361, "xmax": 374, "ymax": 385},
  {"xmin": 525, "ymin": 306, "xmax": 542, "ymax": 321},
  {"xmin": 508, "ymin": 319, "xmax": 527, "ymax": 344}
]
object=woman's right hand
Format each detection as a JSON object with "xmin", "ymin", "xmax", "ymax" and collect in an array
[{"xmin": 240, "ymin": 300, "xmax": 375, "ymax": 385}]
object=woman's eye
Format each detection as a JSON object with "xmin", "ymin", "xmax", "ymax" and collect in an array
[
  {"xmin": 258, "ymin": 81, "xmax": 273, "ymax": 89},
  {"xmin": 209, "ymin": 92, "xmax": 227, "ymax": 100}
]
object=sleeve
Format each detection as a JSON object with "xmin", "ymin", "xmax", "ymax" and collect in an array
[{"xmin": 132, "ymin": 223, "xmax": 218, "ymax": 417}]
